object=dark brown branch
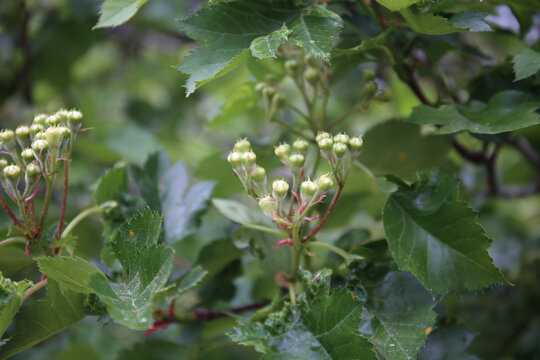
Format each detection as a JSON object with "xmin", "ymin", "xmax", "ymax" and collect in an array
[{"xmin": 158, "ymin": 303, "xmax": 266, "ymax": 324}]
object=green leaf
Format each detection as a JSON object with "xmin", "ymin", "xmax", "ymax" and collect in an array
[
  {"xmin": 449, "ymin": 12, "xmax": 493, "ymax": 32},
  {"xmin": 0, "ymin": 273, "xmax": 32, "ymax": 338},
  {"xmin": 131, "ymin": 151, "xmax": 170, "ymax": 211},
  {"xmin": 88, "ymin": 208, "xmax": 174, "ymax": 330},
  {"xmin": 408, "ymin": 91, "xmax": 540, "ymax": 134},
  {"xmin": 512, "ymin": 48, "xmax": 540, "ymax": 81},
  {"xmin": 117, "ymin": 340, "xmax": 193, "ymax": 360},
  {"xmin": 213, "ymin": 198, "xmax": 271, "ymax": 226},
  {"xmin": 376, "ymin": 0, "xmax": 419, "ymax": 11},
  {"xmin": 94, "ymin": 0, "xmax": 147, "ymax": 29},
  {"xmin": 229, "ymin": 269, "xmax": 376, "ymax": 359},
  {"xmin": 93, "ymin": 163, "xmax": 127, "ymax": 205},
  {"xmin": 210, "ymin": 83, "xmax": 259, "ymax": 127},
  {"xmin": 159, "ymin": 160, "xmax": 214, "ymax": 244},
  {"xmin": 36, "ymin": 257, "xmax": 106, "ymax": 295},
  {"xmin": 359, "ymin": 121, "xmax": 451, "ymax": 179},
  {"xmin": 400, "ymin": 8, "xmax": 459, "ymax": 35},
  {"xmin": 357, "ymin": 271, "xmax": 437, "ymax": 360},
  {"xmin": 163, "ymin": 265, "xmax": 208, "ymax": 297},
  {"xmin": 419, "ymin": 324, "xmax": 479, "ymax": 360},
  {"xmin": 0, "ymin": 281, "xmax": 85, "ymax": 360},
  {"xmin": 250, "ymin": 25, "xmax": 291, "ymax": 59},
  {"xmin": 382, "ymin": 170, "xmax": 507, "ymax": 294}
]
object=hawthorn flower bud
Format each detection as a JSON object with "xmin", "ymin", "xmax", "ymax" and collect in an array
[
  {"xmin": 46, "ymin": 114, "xmax": 60, "ymax": 126},
  {"xmin": 304, "ymin": 53, "xmax": 316, "ymax": 65},
  {"xmin": 234, "ymin": 138, "xmax": 251, "ymax": 153},
  {"xmin": 285, "ymin": 59, "xmax": 299, "ymax": 74},
  {"xmin": 26, "ymin": 163, "xmax": 40, "ymax": 180},
  {"xmin": 364, "ymin": 81, "xmax": 378, "ymax": 97},
  {"xmin": 15, "ymin": 126, "xmax": 30, "ymax": 141},
  {"xmin": 29, "ymin": 124, "xmax": 44, "ymax": 135},
  {"xmin": 333, "ymin": 133, "xmax": 349, "ymax": 144},
  {"xmin": 242, "ymin": 151, "xmax": 257, "ymax": 168},
  {"xmin": 274, "ymin": 143, "xmax": 291, "ymax": 162},
  {"xmin": 252, "ymin": 166, "xmax": 266, "ymax": 183},
  {"xmin": 272, "ymin": 93, "xmax": 285, "ymax": 108},
  {"xmin": 255, "ymin": 82, "xmax": 267, "ymax": 94},
  {"xmin": 21, "ymin": 148, "xmax": 34, "ymax": 162},
  {"xmin": 55, "ymin": 109, "xmax": 69, "ymax": 122},
  {"xmin": 258, "ymin": 195, "xmax": 277, "ymax": 215},
  {"xmin": 304, "ymin": 67, "xmax": 320, "ymax": 85},
  {"xmin": 31, "ymin": 139, "xmax": 48, "ymax": 153},
  {"xmin": 227, "ymin": 151, "xmax": 243, "ymax": 169},
  {"xmin": 289, "ymin": 153, "xmax": 305, "ymax": 169},
  {"xmin": 301, "ymin": 179, "xmax": 317, "ymax": 200},
  {"xmin": 333, "ymin": 142, "xmax": 347, "ymax": 158},
  {"xmin": 35, "ymin": 132, "xmax": 45, "ymax": 140},
  {"xmin": 263, "ymin": 87, "xmax": 277, "ymax": 101},
  {"xmin": 272, "ymin": 179, "xmax": 289, "ymax": 200},
  {"xmin": 34, "ymin": 113, "xmax": 48, "ymax": 125},
  {"xmin": 349, "ymin": 136, "xmax": 363, "ymax": 154},
  {"xmin": 45, "ymin": 127, "xmax": 66, "ymax": 148},
  {"xmin": 67, "ymin": 110, "xmax": 83, "ymax": 127},
  {"xmin": 3, "ymin": 165, "xmax": 20, "ymax": 181},
  {"xmin": 293, "ymin": 139, "xmax": 309, "ymax": 153},
  {"xmin": 315, "ymin": 131, "xmax": 331, "ymax": 143},
  {"xmin": 0, "ymin": 159, "xmax": 7, "ymax": 171},
  {"xmin": 0, "ymin": 130, "xmax": 14, "ymax": 143},
  {"xmin": 318, "ymin": 137, "xmax": 333, "ymax": 152},
  {"xmin": 317, "ymin": 174, "xmax": 333, "ymax": 193},
  {"xmin": 363, "ymin": 69, "xmax": 376, "ymax": 82}
]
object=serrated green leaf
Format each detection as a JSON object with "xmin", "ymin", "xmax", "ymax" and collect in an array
[
  {"xmin": 93, "ymin": 163, "xmax": 127, "ymax": 205},
  {"xmin": 382, "ymin": 170, "xmax": 506, "ymax": 294},
  {"xmin": 512, "ymin": 48, "xmax": 540, "ymax": 81},
  {"xmin": 376, "ymin": 0, "xmax": 419, "ymax": 11},
  {"xmin": 419, "ymin": 324, "xmax": 479, "ymax": 360},
  {"xmin": 357, "ymin": 271, "xmax": 437, "ymax": 360},
  {"xmin": 450, "ymin": 12, "xmax": 493, "ymax": 32},
  {"xmin": 408, "ymin": 91, "xmax": 540, "ymax": 135},
  {"xmin": 0, "ymin": 281, "xmax": 85, "ymax": 360},
  {"xmin": 229, "ymin": 269, "xmax": 376, "ymax": 359},
  {"xmin": 213, "ymin": 198, "xmax": 271, "ymax": 226},
  {"xmin": 359, "ymin": 121, "xmax": 451, "ymax": 179},
  {"xmin": 94, "ymin": 0, "xmax": 147, "ymax": 29},
  {"xmin": 250, "ymin": 25, "xmax": 291, "ymax": 59},
  {"xmin": 88, "ymin": 208, "xmax": 174, "ymax": 330},
  {"xmin": 0, "ymin": 273, "xmax": 32, "ymax": 338},
  {"xmin": 36, "ymin": 257, "xmax": 106, "ymax": 295},
  {"xmin": 400, "ymin": 8, "xmax": 459, "ymax": 35},
  {"xmin": 174, "ymin": 265, "xmax": 208, "ymax": 295},
  {"xmin": 131, "ymin": 151, "xmax": 170, "ymax": 211},
  {"xmin": 159, "ymin": 160, "xmax": 214, "ymax": 244},
  {"xmin": 117, "ymin": 340, "xmax": 193, "ymax": 360}
]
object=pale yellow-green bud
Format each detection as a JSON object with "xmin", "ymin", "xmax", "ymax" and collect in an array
[
  {"xmin": 293, "ymin": 139, "xmax": 309, "ymax": 153},
  {"xmin": 316, "ymin": 174, "xmax": 333, "ymax": 193},
  {"xmin": 255, "ymin": 82, "xmax": 267, "ymax": 94},
  {"xmin": 45, "ymin": 127, "xmax": 66, "ymax": 148},
  {"xmin": 33, "ymin": 113, "xmax": 48, "ymax": 125},
  {"xmin": 274, "ymin": 143, "xmax": 291, "ymax": 162},
  {"xmin": 0, "ymin": 159, "xmax": 7, "ymax": 171},
  {"xmin": 227, "ymin": 151, "xmax": 243, "ymax": 169},
  {"xmin": 21, "ymin": 148, "xmax": 34, "ymax": 162},
  {"xmin": 3, "ymin": 165, "xmax": 20, "ymax": 181},
  {"xmin": 15, "ymin": 126, "xmax": 30, "ymax": 140},
  {"xmin": 46, "ymin": 114, "xmax": 60, "ymax": 126},
  {"xmin": 0, "ymin": 129, "xmax": 14, "ymax": 143},
  {"xmin": 272, "ymin": 179, "xmax": 289, "ymax": 200},
  {"xmin": 234, "ymin": 138, "xmax": 251, "ymax": 153},
  {"xmin": 301, "ymin": 179, "xmax": 317, "ymax": 200},
  {"xmin": 252, "ymin": 166, "xmax": 266, "ymax": 183},
  {"xmin": 349, "ymin": 136, "xmax": 363, "ymax": 154},
  {"xmin": 315, "ymin": 131, "xmax": 331, "ymax": 143},
  {"xmin": 26, "ymin": 163, "xmax": 40, "ymax": 179},
  {"xmin": 31, "ymin": 139, "xmax": 48, "ymax": 153},
  {"xmin": 333, "ymin": 142, "xmax": 347, "ymax": 158},
  {"xmin": 67, "ymin": 110, "xmax": 83, "ymax": 127},
  {"xmin": 318, "ymin": 137, "xmax": 333, "ymax": 152},
  {"xmin": 333, "ymin": 133, "xmax": 349, "ymax": 144},
  {"xmin": 242, "ymin": 151, "xmax": 257, "ymax": 168},
  {"xmin": 30, "ymin": 124, "xmax": 44, "ymax": 134},
  {"xmin": 289, "ymin": 153, "xmax": 305, "ymax": 169},
  {"xmin": 258, "ymin": 195, "xmax": 277, "ymax": 215}
]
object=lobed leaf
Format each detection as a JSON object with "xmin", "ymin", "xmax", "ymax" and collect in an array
[
  {"xmin": 37, "ymin": 257, "xmax": 106, "ymax": 295},
  {"xmin": 512, "ymin": 48, "xmax": 540, "ymax": 81}
]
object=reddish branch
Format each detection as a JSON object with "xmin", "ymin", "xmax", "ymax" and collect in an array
[
  {"xmin": 56, "ymin": 160, "xmax": 70, "ymax": 240},
  {"xmin": 302, "ymin": 184, "xmax": 343, "ymax": 243},
  {"xmin": 0, "ymin": 196, "xmax": 25, "ymax": 231}
]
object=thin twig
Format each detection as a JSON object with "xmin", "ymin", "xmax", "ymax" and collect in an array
[
  {"xmin": 0, "ymin": 196, "xmax": 25, "ymax": 230},
  {"xmin": 23, "ymin": 278, "xmax": 48, "ymax": 300},
  {"xmin": 56, "ymin": 160, "xmax": 70, "ymax": 240},
  {"xmin": 302, "ymin": 184, "xmax": 343, "ymax": 243}
]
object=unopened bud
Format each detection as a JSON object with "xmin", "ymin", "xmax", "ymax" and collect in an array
[
  {"xmin": 30, "ymin": 124, "xmax": 44, "ymax": 135},
  {"xmin": 0, "ymin": 159, "xmax": 7, "ymax": 171},
  {"xmin": 333, "ymin": 142, "xmax": 347, "ymax": 158},
  {"xmin": 304, "ymin": 67, "xmax": 320, "ymax": 85},
  {"xmin": 0, "ymin": 130, "xmax": 14, "ymax": 143},
  {"xmin": 272, "ymin": 179, "xmax": 289, "ymax": 200},
  {"xmin": 252, "ymin": 166, "xmax": 266, "ymax": 183},
  {"xmin": 15, "ymin": 126, "xmax": 30, "ymax": 141},
  {"xmin": 317, "ymin": 174, "xmax": 333, "ymax": 193},
  {"xmin": 363, "ymin": 69, "xmax": 376, "ymax": 82},
  {"xmin": 45, "ymin": 127, "xmax": 66, "ymax": 148},
  {"xmin": 26, "ymin": 163, "xmax": 40, "ymax": 179},
  {"xmin": 289, "ymin": 153, "xmax": 305, "ymax": 169},
  {"xmin": 285, "ymin": 60, "xmax": 299, "ymax": 74},
  {"xmin": 333, "ymin": 133, "xmax": 349, "ymax": 144},
  {"xmin": 304, "ymin": 53, "xmax": 316, "ymax": 65},
  {"xmin": 242, "ymin": 151, "xmax": 257, "ymax": 168},
  {"xmin": 227, "ymin": 151, "xmax": 243, "ymax": 168},
  {"xmin": 293, "ymin": 139, "xmax": 309, "ymax": 153},
  {"xmin": 21, "ymin": 148, "xmax": 34, "ymax": 162},
  {"xmin": 255, "ymin": 82, "xmax": 267, "ymax": 94},
  {"xmin": 258, "ymin": 195, "xmax": 277, "ymax": 215},
  {"xmin": 234, "ymin": 138, "xmax": 251, "ymax": 153},
  {"xmin": 34, "ymin": 113, "xmax": 48, "ymax": 125},
  {"xmin": 272, "ymin": 93, "xmax": 285, "ymax": 108},
  {"xmin": 67, "ymin": 110, "xmax": 83, "ymax": 127},
  {"xmin": 301, "ymin": 179, "xmax": 317, "ymax": 200},
  {"xmin": 55, "ymin": 109, "xmax": 69, "ymax": 122},
  {"xmin": 35, "ymin": 132, "xmax": 45, "ymax": 140},
  {"xmin": 349, "ymin": 136, "xmax": 363, "ymax": 154},
  {"xmin": 263, "ymin": 87, "xmax": 277, "ymax": 101},
  {"xmin": 274, "ymin": 143, "xmax": 291, "ymax": 162},
  {"xmin": 3, "ymin": 165, "xmax": 20, "ymax": 181},
  {"xmin": 318, "ymin": 137, "xmax": 333, "ymax": 152},
  {"xmin": 46, "ymin": 115, "xmax": 60, "ymax": 126},
  {"xmin": 364, "ymin": 81, "xmax": 378, "ymax": 97},
  {"xmin": 31, "ymin": 139, "xmax": 48, "ymax": 153},
  {"xmin": 315, "ymin": 131, "xmax": 331, "ymax": 143}
]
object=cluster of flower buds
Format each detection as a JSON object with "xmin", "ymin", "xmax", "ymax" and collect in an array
[
  {"xmin": 255, "ymin": 75, "xmax": 286, "ymax": 119},
  {"xmin": 228, "ymin": 137, "xmax": 339, "ymax": 249},
  {"xmin": 316, "ymin": 131, "xmax": 363, "ymax": 184},
  {"xmin": 0, "ymin": 109, "xmax": 83, "ymax": 237}
]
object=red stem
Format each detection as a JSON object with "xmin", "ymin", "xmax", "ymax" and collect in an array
[
  {"xmin": 0, "ymin": 195, "xmax": 26, "ymax": 231},
  {"xmin": 302, "ymin": 185, "xmax": 343, "ymax": 243},
  {"xmin": 56, "ymin": 160, "xmax": 70, "ymax": 240}
]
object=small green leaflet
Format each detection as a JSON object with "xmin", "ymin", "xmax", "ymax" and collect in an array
[
  {"xmin": 513, "ymin": 48, "xmax": 540, "ymax": 81},
  {"xmin": 449, "ymin": 12, "xmax": 493, "ymax": 32},
  {"xmin": 213, "ymin": 198, "xmax": 272, "ymax": 226},
  {"xmin": 382, "ymin": 170, "xmax": 507, "ymax": 294},
  {"xmin": 37, "ymin": 257, "xmax": 106, "ymax": 295},
  {"xmin": 0, "ymin": 273, "xmax": 32, "ymax": 338},
  {"xmin": 177, "ymin": 1, "xmax": 343, "ymax": 95},
  {"xmin": 229, "ymin": 269, "xmax": 376, "ymax": 359},
  {"xmin": 408, "ymin": 91, "xmax": 540, "ymax": 134},
  {"xmin": 376, "ymin": 0, "xmax": 419, "ymax": 11},
  {"xmin": 400, "ymin": 8, "xmax": 459, "ymax": 35},
  {"xmin": 93, "ymin": 163, "xmax": 127, "ymax": 206},
  {"xmin": 357, "ymin": 271, "xmax": 437, "ymax": 360},
  {"xmin": 94, "ymin": 0, "xmax": 147, "ymax": 29},
  {"xmin": 0, "ymin": 281, "xmax": 85, "ymax": 360}
]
